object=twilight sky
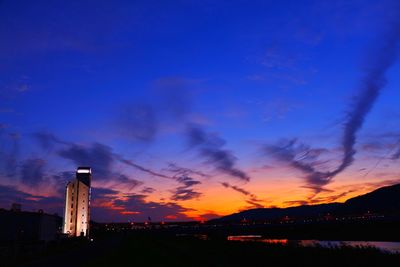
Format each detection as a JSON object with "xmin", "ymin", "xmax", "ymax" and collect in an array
[{"xmin": 1, "ymin": 0, "xmax": 400, "ymax": 222}]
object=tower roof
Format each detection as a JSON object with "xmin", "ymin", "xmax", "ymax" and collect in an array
[{"xmin": 76, "ymin": 167, "xmax": 91, "ymax": 187}]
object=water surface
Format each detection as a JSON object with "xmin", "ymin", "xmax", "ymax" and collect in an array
[{"xmin": 227, "ymin": 235, "xmax": 400, "ymax": 253}]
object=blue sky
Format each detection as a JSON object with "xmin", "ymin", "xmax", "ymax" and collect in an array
[{"xmin": 1, "ymin": 0, "xmax": 400, "ymax": 222}]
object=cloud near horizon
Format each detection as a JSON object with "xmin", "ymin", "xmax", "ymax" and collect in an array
[
  {"xmin": 91, "ymin": 189, "xmax": 192, "ymax": 222},
  {"xmin": 221, "ymin": 182, "xmax": 264, "ymax": 209}
]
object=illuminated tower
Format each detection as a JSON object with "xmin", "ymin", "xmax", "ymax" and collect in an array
[{"xmin": 63, "ymin": 167, "xmax": 91, "ymax": 237}]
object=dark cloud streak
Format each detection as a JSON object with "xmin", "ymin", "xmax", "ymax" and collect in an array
[
  {"xmin": 221, "ymin": 182, "xmax": 264, "ymax": 208},
  {"xmin": 58, "ymin": 143, "xmax": 114, "ymax": 179},
  {"xmin": 391, "ymin": 142, "xmax": 400, "ymax": 160},
  {"xmin": 111, "ymin": 193, "xmax": 191, "ymax": 222},
  {"xmin": 115, "ymin": 77, "xmax": 194, "ymax": 143},
  {"xmin": 166, "ymin": 162, "xmax": 210, "ymax": 178},
  {"xmin": 0, "ymin": 184, "xmax": 63, "ymax": 214},
  {"xmin": 186, "ymin": 125, "xmax": 250, "ymax": 182},
  {"xmin": 171, "ymin": 176, "xmax": 202, "ymax": 201},
  {"xmin": 116, "ymin": 155, "xmax": 171, "ymax": 180},
  {"xmin": 34, "ymin": 131, "xmax": 170, "ymax": 181},
  {"xmin": 264, "ymin": 11, "xmax": 400, "ymax": 193},
  {"xmin": 32, "ymin": 132, "xmax": 70, "ymax": 150}
]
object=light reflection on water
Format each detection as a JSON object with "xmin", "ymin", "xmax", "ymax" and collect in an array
[
  {"xmin": 227, "ymin": 236, "xmax": 288, "ymax": 244},
  {"xmin": 226, "ymin": 236, "xmax": 400, "ymax": 253}
]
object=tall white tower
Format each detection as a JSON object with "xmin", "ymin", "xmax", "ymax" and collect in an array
[{"xmin": 63, "ymin": 167, "xmax": 91, "ymax": 237}]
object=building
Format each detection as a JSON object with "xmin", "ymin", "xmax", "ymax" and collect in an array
[
  {"xmin": 11, "ymin": 203, "xmax": 21, "ymax": 212},
  {"xmin": 63, "ymin": 167, "xmax": 91, "ymax": 237},
  {"xmin": 0, "ymin": 208, "xmax": 62, "ymax": 242}
]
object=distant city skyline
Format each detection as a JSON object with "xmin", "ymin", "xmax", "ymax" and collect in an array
[{"xmin": 1, "ymin": 0, "xmax": 400, "ymax": 222}]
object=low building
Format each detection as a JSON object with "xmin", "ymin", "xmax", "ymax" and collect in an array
[{"xmin": 0, "ymin": 208, "xmax": 62, "ymax": 242}]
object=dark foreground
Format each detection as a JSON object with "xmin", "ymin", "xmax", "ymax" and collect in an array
[{"xmin": 8, "ymin": 231, "xmax": 400, "ymax": 267}]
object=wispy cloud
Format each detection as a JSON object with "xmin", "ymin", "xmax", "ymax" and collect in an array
[
  {"xmin": 391, "ymin": 143, "xmax": 400, "ymax": 160},
  {"xmin": 171, "ymin": 187, "xmax": 202, "ymax": 201},
  {"xmin": 57, "ymin": 143, "xmax": 156, "ymax": 188},
  {"xmin": 221, "ymin": 182, "xmax": 264, "ymax": 208},
  {"xmin": 163, "ymin": 163, "xmax": 206, "ymax": 201},
  {"xmin": 0, "ymin": 184, "xmax": 63, "ymax": 214},
  {"xmin": 165, "ymin": 162, "xmax": 210, "ymax": 178},
  {"xmin": 171, "ymin": 176, "xmax": 202, "ymax": 201},
  {"xmin": 114, "ymin": 77, "xmax": 197, "ymax": 143},
  {"xmin": 0, "ymin": 127, "xmax": 19, "ymax": 179},
  {"xmin": 186, "ymin": 124, "xmax": 250, "ymax": 182},
  {"xmin": 20, "ymin": 158, "xmax": 46, "ymax": 186},
  {"xmin": 33, "ymin": 132, "xmax": 69, "ymax": 150},
  {"xmin": 58, "ymin": 143, "xmax": 114, "ymax": 179},
  {"xmin": 140, "ymin": 187, "xmax": 155, "ymax": 194},
  {"xmin": 107, "ymin": 193, "xmax": 191, "ymax": 222},
  {"xmin": 264, "ymin": 139, "xmax": 333, "ymax": 191},
  {"xmin": 116, "ymin": 104, "xmax": 158, "ymax": 142},
  {"xmin": 34, "ymin": 131, "xmax": 169, "ymax": 179},
  {"xmin": 33, "ymin": 132, "xmax": 158, "ymax": 190},
  {"xmin": 263, "ymin": 10, "xmax": 400, "ymax": 194},
  {"xmin": 116, "ymin": 156, "xmax": 171, "ymax": 180}
]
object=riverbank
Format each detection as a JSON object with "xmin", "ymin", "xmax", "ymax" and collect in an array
[
  {"xmin": 86, "ymin": 232, "xmax": 400, "ymax": 267},
  {"xmin": 7, "ymin": 227, "xmax": 400, "ymax": 267}
]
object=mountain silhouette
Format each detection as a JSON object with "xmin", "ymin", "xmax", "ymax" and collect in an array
[{"xmin": 212, "ymin": 184, "xmax": 400, "ymax": 222}]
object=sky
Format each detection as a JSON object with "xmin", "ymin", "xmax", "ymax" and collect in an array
[{"xmin": 1, "ymin": 0, "xmax": 400, "ymax": 222}]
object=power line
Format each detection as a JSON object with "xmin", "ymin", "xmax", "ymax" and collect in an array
[{"xmin": 362, "ymin": 139, "xmax": 400, "ymax": 178}]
